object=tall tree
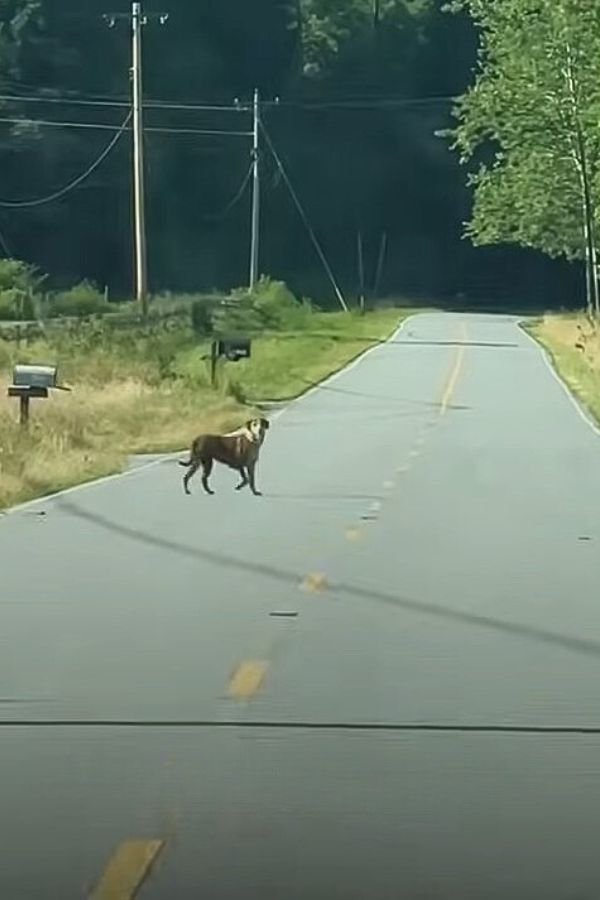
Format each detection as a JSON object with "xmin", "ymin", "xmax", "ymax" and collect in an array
[
  {"xmin": 296, "ymin": 0, "xmax": 434, "ymax": 89},
  {"xmin": 0, "ymin": 0, "xmax": 39, "ymax": 79},
  {"xmin": 448, "ymin": 0, "xmax": 600, "ymax": 316}
]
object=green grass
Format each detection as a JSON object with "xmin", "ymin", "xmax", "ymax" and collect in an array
[
  {"xmin": 0, "ymin": 308, "xmax": 405, "ymax": 510},
  {"xmin": 525, "ymin": 314, "xmax": 600, "ymax": 425},
  {"xmin": 173, "ymin": 310, "xmax": 403, "ymax": 401}
]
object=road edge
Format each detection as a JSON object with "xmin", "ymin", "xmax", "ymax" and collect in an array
[
  {"xmin": 518, "ymin": 319, "xmax": 600, "ymax": 439},
  {"xmin": 2, "ymin": 313, "xmax": 421, "ymax": 516}
]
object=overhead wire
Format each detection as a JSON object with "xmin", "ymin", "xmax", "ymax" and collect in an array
[
  {"xmin": 0, "ymin": 115, "xmax": 251, "ymax": 136},
  {"xmin": 0, "ymin": 91, "xmax": 249, "ymax": 113},
  {"xmin": 0, "ymin": 88, "xmax": 456, "ymax": 113},
  {"xmin": 0, "ymin": 111, "xmax": 132, "ymax": 208},
  {"xmin": 259, "ymin": 117, "xmax": 348, "ymax": 312},
  {"xmin": 202, "ymin": 162, "xmax": 253, "ymax": 221}
]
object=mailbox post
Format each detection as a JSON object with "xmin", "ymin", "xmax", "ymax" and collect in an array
[
  {"xmin": 7, "ymin": 364, "xmax": 69, "ymax": 427},
  {"xmin": 209, "ymin": 337, "xmax": 251, "ymax": 386}
]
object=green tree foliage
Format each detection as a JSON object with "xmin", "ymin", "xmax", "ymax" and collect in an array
[
  {"xmin": 0, "ymin": 256, "xmax": 42, "ymax": 319},
  {"xmin": 0, "ymin": 1, "xmax": 39, "ymax": 78},
  {"xmin": 297, "ymin": 0, "xmax": 434, "ymax": 86},
  {"xmin": 448, "ymin": 0, "xmax": 600, "ymax": 314},
  {"xmin": 1, "ymin": 0, "xmax": 577, "ymax": 310}
]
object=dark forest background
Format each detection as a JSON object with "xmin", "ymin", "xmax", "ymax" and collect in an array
[{"xmin": 0, "ymin": 0, "xmax": 582, "ymax": 309}]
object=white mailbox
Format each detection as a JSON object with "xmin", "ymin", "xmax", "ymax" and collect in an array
[
  {"xmin": 7, "ymin": 363, "xmax": 66, "ymax": 426},
  {"xmin": 12, "ymin": 364, "xmax": 58, "ymax": 392}
]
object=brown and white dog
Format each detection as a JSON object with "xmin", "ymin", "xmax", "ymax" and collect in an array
[{"xmin": 179, "ymin": 417, "xmax": 270, "ymax": 496}]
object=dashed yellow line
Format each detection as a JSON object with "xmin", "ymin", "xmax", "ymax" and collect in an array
[
  {"xmin": 345, "ymin": 527, "xmax": 363, "ymax": 542},
  {"xmin": 89, "ymin": 839, "xmax": 165, "ymax": 900},
  {"xmin": 440, "ymin": 323, "xmax": 468, "ymax": 415},
  {"xmin": 227, "ymin": 660, "xmax": 268, "ymax": 699}
]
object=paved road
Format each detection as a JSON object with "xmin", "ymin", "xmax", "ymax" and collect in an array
[{"xmin": 2, "ymin": 312, "xmax": 600, "ymax": 899}]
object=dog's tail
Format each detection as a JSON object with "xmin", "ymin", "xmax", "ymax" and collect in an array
[{"xmin": 178, "ymin": 457, "xmax": 192, "ymax": 468}]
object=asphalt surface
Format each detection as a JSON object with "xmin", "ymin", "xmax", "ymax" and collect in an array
[{"xmin": 2, "ymin": 311, "xmax": 600, "ymax": 899}]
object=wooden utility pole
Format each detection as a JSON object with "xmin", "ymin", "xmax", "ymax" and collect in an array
[
  {"xmin": 104, "ymin": 3, "xmax": 168, "ymax": 317},
  {"xmin": 249, "ymin": 88, "xmax": 261, "ymax": 290},
  {"xmin": 131, "ymin": 1, "xmax": 148, "ymax": 317}
]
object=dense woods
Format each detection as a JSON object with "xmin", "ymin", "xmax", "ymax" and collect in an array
[{"xmin": 0, "ymin": 0, "xmax": 589, "ymax": 308}]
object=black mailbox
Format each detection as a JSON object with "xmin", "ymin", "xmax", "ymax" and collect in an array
[
  {"xmin": 217, "ymin": 338, "xmax": 251, "ymax": 362},
  {"xmin": 209, "ymin": 337, "xmax": 251, "ymax": 386}
]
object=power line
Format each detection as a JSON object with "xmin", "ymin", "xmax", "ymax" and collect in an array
[
  {"xmin": 263, "ymin": 94, "xmax": 456, "ymax": 110},
  {"xmin": 148, "ymin": 99, "xmax": 249, "ymax": 113},
  {"xmin": 259, "ymin": 118, "xmax": 348, "ymax": 312},
  {"xmin": 0, "ymin": 115, "xmax": 123, "ymax": 131},
  {"xmin": 148, "ymin": 125, "xmax": 251, "ymax": 137},
  {"xmin": 0, "ymin": 112, "xmax": 132, "ymax": 208},
  {"xmin": 0, "ymin": 92, "xmax": 248, "ymax": 113},
  {"xmin": 0, "ymin": 115, "xmax": 251, "ymax": 136},
  {"xmin": 0, "ymin": 88, "xmax": 456, "ymax": 113},
  {"xmin": 0, "ymin": 92, "xmax": 131, "ymax": 109},
  {"xmin": 203, "ymin": 163, "xmax": 253, "ymax": 221}
]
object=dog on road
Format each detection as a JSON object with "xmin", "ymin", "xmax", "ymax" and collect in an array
[{"xmin": 179, "ymin": 417, "xmax": 270, "ymax": 496}]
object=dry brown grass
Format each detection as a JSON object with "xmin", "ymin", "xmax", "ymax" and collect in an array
[
  {"xmin": 0, "ymin": 376, "xmax": 246, "ymax": 509},
  {"xmin": 0, "ymin": 308, "xmax": 404, "ymax": 509},
  {"xmin": 527, "ymin": 313, "xmax": 600, "ymax": 423}
]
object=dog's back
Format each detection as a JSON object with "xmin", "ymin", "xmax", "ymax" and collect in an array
[
  {"xmin": 180, "ymin": 432, "xmax": 248, "ymax": 469},
  {"xmin": 179, "ymin": 417, "xmax": 270, "ymax": 495}
]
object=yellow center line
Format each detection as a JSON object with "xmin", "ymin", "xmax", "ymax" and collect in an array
[
  {"xmin": 227, "ymin": 660, "xmax": 269, "ymax": 699},
  {"xmin": 440, "ymin": 323, "xmax": 468, "ymax": 415},
  {"xmin": 89, "ymin": 839, "xmax": 165, "ymax": 900}
]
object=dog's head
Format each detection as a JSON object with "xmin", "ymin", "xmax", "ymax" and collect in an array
[{"xmin": 245, "ymin": 417, "xmax": 270, "ymax": 444}]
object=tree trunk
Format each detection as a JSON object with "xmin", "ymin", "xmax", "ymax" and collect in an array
[
  {"xmin": 564, "ymin": 42, "xmax": 599, "ymax": 318},
  {"xmin": 592, "ymin": 243, "xmax": 600, "ymax": 319},
  {"xmin": 582, "ymin": 197, "xmax": 593, "ymax": 317}
]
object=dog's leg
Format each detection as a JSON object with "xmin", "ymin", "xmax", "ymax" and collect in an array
[
  {"xmin": 235, "ymin": 467, "xmax": 249, "ymax": 491},
  {"xmin": 201, "ymin": 458, "xmax": 215, "ymax": 495},
  {"xmin": 183, "ymin": 460, "xmax": 200, "ymax": 495},
  {"xmin": 247, "ymin": 462, "xmax": 262, "ymax": 496}
]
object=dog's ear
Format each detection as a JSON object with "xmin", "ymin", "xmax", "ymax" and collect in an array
[
  {"xmin": 245, "ymin": 420, "xmax": 254, "ymax": 430},
  {"xmin": 262, "ymin": 418, "xmax": 270, "ymax": 429}
]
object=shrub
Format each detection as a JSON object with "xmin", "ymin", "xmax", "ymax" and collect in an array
[
  {"xmin": 223, "ymin": 277, "xmax": 313, "ymax": 333},
  {"xmin": 191, "ymin": 299, "xmax": 215, "ymax": 336},
  {"xmin": 0, "ymin": 258, "xmax": 44, "ymax": 293},
  {"xmin": 0, "ymin": 288, "xmax": 36, "ymax": 320},
  {"xmin": 0, "ymin": 258, "xmax": 45, "ymax": 320},
  {"xmin": 48, "ymin": 281, "xmax": 111, "ymax": 318}
]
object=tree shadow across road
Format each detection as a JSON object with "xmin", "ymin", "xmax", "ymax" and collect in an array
[{"xmin": 56, "ymin": 498, "xmax": 600, "ymax": 664}]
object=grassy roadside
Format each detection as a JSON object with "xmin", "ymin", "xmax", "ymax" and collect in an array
[
  {"xmin": 525, "ymin": 313, "xmax": 600, "ymax": 425},
  {"xmin": 0, "ymin": 308, "xmax": 405, "ymax": 510}
]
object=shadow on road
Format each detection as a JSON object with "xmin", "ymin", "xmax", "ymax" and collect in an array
[
  {"xmin": 264, "ymin": 493, "xmax": 383, "ymax": 502},
  {"xmin": 391, "ymin": 340, "xmax": 520, "ymax": 348},
  {"xmin": 272, "ymin": 332, "xmax": 521, "ymax": 351},
  {"xmin": 56, "ymin": 499, "xmax": 600, "ymax": 664},
  {"xmin": 289, "ymin": 379, "xmax": 472, "ymax": 410}
]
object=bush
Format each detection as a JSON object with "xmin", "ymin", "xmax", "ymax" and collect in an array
[
  {"xmin": 223, "ymin": 277, "xmax": 314, "ymax": 333},
  {"xmin": 191, "ymin": 299, "xmax": 215, "ymax": 336},
  {"xmin": 0, "ymin": 258, "xmax": 45, "ymax": 320},
  {"xmin": 0, "ymin": 258, "xmax": 44, "ymax": 293},
  {"xmin": 0, "ymin": 288, "xmax": 36, "ymax": 321},
  {"xmin": 48, "ymin": 281, "xmax": 111, "ymax": 318}
]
